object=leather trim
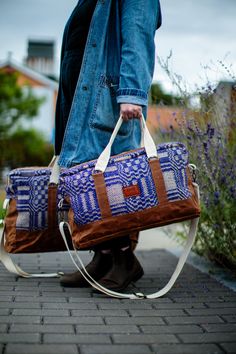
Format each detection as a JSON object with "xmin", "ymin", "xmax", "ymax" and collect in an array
[
  {"xmin": 123, "ymin": 184, "xmax": 140, "ymax": 198},
  {"xmin": 92, "ymin": 172, "xmax": 112, "ymax": 218},
  {"xmin": 149, "ymin": 158, "xmax": 168, "ymax": 204},
  {"xmin": 48, "ymin": 184, "xmax": 58, "ymax": 230}
]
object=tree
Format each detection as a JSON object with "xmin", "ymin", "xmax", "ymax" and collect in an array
[
  {"xmin": 0, "ymin": 70, "xmax": 49, "ymax": 177},
  {"xmin": 0, "ymin": 71, "xmax": 44, "ymax": 137},
  {"xmin": 149, "ymin": 82, "xmax": 183, "ymax": 106},
  {"xmin": 4, "ymin": 128, "xmax": 54, "ymax": 169}
]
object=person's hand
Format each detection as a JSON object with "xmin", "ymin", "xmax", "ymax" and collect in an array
[{"xmin": 120, "ymin": 103, "xmax": 142, "ymax": 121}]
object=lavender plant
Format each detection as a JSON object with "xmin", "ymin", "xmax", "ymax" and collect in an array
[
  {"xmin": 154, "ymin": 55, "xmax": 236, "ymax": 271},
  {"xmin": 182, "ymin": 115, "xmax": 235, "ymax": 270}
]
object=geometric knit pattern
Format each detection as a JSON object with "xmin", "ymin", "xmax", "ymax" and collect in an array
[
  {"xmin": 5, "ymin": 168, "xmax": 69, "ymax": 231},
  {"xmin": 59, "ymin": 142, "xmax": 192, "ymax": 226}
]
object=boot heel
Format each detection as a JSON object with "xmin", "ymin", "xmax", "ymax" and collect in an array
[{"xmin": 132, "ymin": 268, "xmax": 144, "ymax": 283}]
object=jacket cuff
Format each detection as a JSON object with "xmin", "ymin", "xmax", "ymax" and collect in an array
[{"xmin": 116, "ymin": 88, "xmax": 148, "ymax": 107}]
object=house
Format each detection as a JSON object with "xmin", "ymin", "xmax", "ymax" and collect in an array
[
  {"xmin": 25, "ymin": 39, "xmax": 56, "ymax": 79},
  {"xmin": 0, "ymin": 53, "xmax": 58, "ymax": 141},
  {"xmin": 212, "ymin": 81, "xmax": 236, "ymax": 130},
  {"xmin": 147, "ymin": 105, "xmax": 183, "ymax": 135}
]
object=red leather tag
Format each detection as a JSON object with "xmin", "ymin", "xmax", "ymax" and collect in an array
[{"xmin": 123, "ymin": 184, "xmax": 140, "ymax": 198}]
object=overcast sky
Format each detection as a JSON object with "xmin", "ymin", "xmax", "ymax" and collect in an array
[{"xmin": 0, "ymin": 0, "xmax": 235, "ymax": 93}]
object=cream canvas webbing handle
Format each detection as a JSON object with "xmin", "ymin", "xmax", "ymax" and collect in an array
[
  {"xmin": 95, "ymin": 115, "xmax": 157, "ymax": 172},
  {"xmin": 0, "ymin": 221, "xmax": 61, "ymax": 278},
  {"xmin": 59, "ymin": 210, "xmax": 199, "ymax": 299}
]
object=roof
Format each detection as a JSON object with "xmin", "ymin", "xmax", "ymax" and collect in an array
[
  {"xmin": 27, "ymin": 40, "xmax": 54, "ymax": 59},
  {"xmin": 0, "ymin": 57, "xmax": 58, "ymax": 90}
]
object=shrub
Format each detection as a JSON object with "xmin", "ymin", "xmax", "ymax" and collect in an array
[{"xmin": 153, "ymin": 55, "xmax": 236, "ymax": 271}]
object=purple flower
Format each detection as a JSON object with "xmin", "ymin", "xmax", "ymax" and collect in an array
[
  {"xmin": 213, "ymin": 224, "xmax": 220, "ymax": 230},
  {"xmin": 213, "ymin": 191, "xmax": 220, "ymax": 205}
]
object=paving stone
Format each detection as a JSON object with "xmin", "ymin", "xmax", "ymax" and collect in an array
[
  {"xmin": 0, "ymin": 296, "xmax": 14, "ymax": 302},
  {"xmin": 71, "ymin": 309, "xmax": 129, "ymax": 317},
  {"xmin": 0, "ymin": 333, "xmax": 40, "ymax": 343},
  {"xmin": 140, "ymin": 324, "xmax": 203, "ymax": 333},
  {"xmin": 75, "ymin": 324, "xmax": 139, "ymax": 334},
  {"xmin": 153, "ymin": 302, "xmax": 206, "ymax": 309},
  {"xmin": 11, "ymin": 291, "xmax": 40, "ymax": 296},
  {"xmin": 42, "ymin": 302, "xmax": 97, "ymax": 310},
  {"xmin": 12, "ymin": 309, "xmax": 70, "ymax": 316},
  {"xmin": 0, "ymin": 309, "xmax": 10, "ymax": 315},
  {"xmin": 0, "ymin": 324, "xmax": 8, "ymax": 332},
  {"xmin": 220, "ymin": 296, "xmax": 236, "ymax": 302},
  {"xmin": 171, "ymin": 296, "xmax": 224, "ymax": 303},
  {"xmin": 14, "ymin": 281, "xmax": 40, "ymax": 286},
  {"xmin": 221, "ymin": 315, "xmax": 236, "ymax": 323},
  {"xmin": 0, "ymin": 285, "xmax": 15, "ymax": 291},
  {"xmin": 129, "ymin": 309, "xmax": 186, "ymax": 317},
  {"xmin": 205, "ymin": 302, "xmax": 236, "ymax": 308},
  {"xmin": 40, "ymin": 292, "xmax": 69, "ymax": 297},
  {"xmin": 202, "ymin": 324, "xmax": 236, "ymax": 333},
  {"xmin": 98, "ymin": 303, "xmax": 153, "ymax": 309},
  {"xmin": 220, "ymin": 343, "xmax": 236, "ymax": 353},
  {"xmin": 0, "ymin": 292, "xmax": 16, "ymax": 299},
  {"xmin": 5, "ymin": 344, "xmax": 78, "ymax": 354},
  {"xmin": 44, "ymin": 316, "xmax": 104, "ymax": 325},
  {"xmin": 80, "ymin": 344, "xmax": 152, "ymax": 354},
  {"xmin": 165, "ymin": 315, "xmax": 224, "ymax": 324},
  {"xmin": 179, "ymin": 333, "xmax": 236, "ymax": 343},
  {"xmin": 69, "ymin": 297, "xmax": 172, "ymax": 303},
  {"xmin": 44, "ymin": 334, "xmax": 111, "ymax": 344},
  {"xmin": 0, "ymin": 280, "xmax": 17, "ymax": 285},
  {"xmin": 68, "ymin": 297, "xmax": 108, "ymax": 303},
  {"xmin": 9, "ymin": 324, "xmax": 74, "ymax": 333},
  {"xmin": 112, "ymin": 334, "xmax": 179, "ymax": 344},
  {"xmin": 63, "ymin": 288, "xmax": 92, "ymax": 294},
  {"xmin": 14, "ymin": 296, "xmax": 67, "ymax": 303},
  {"xmin": 186, "ymin": 308, "xmax": 236, "ymax": 316},
  {"xmin": 187, "ymin": 291, "xmax": 231, "ymax": 297},
  {"xmin": 151, "ymin": 344, "xmax": 224, "ymax": 354},
  {"xmin": 105, "ymin": 317, "xmax": 165, "ymax": 325},
  {"xmin": 61, "ymin": 293, "xmax": 92, "ymax": 299},
  {"xmin": 0, "ymin": 316, "xmax": 41, "ymax": 324},
  {"xmin": 0, "ymin": 302, "xmax": 41, "ymax": 309},
  {"xmin": 14, "ymin": 285, "xmax": 40, "ymax": 291},
  {"xmin": 37, "ymin": 287, "xmax": 64, "ymax": 292}
]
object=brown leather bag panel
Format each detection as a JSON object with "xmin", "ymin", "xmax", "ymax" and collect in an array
[{"xmin": 4, "ymin": 199, "xmax": 72, "ymax": 254}]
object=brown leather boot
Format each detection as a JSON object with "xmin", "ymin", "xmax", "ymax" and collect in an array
[
  {"xmin": 60, "ymin": 250, "xmax": 112, "ymax": 287},
  {"xmin": 97, "ymin": 247, "xmax": 144, "ymax": 292}
]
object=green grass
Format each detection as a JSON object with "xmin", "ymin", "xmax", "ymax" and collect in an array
[{"xmin": 0, "ymin": 189, "xmax": 6, "ymax": 220}]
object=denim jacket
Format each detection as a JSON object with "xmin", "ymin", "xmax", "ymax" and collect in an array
[{"xmin": 58, "ymin": 0, "xmax": 162, "ymax": 168}]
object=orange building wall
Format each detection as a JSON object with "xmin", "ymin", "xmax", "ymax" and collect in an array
[
  {"xmin": 147, "ymin": 106, "xmax": 183, "ymax": 134},
  {"xmin": 1, "ymin": 65, "xmax": 48, "ymax": 88},
  {"xmin": 1, "ymin": 65, "xmax": 58, "ymax": 123}
]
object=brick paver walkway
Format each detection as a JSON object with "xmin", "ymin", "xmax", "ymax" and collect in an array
[{"xmin": 0, "ymin": 249, "xmax": 235, "ymax": 354}]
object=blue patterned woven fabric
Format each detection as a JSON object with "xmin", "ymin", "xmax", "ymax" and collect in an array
[
  {"xmin": 6, "ymin": 168, "xmax": 68, "ymax": 231},
  {"xmin": 59, "ymin": 142, "xmax": 192, "ymax": 226}
]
